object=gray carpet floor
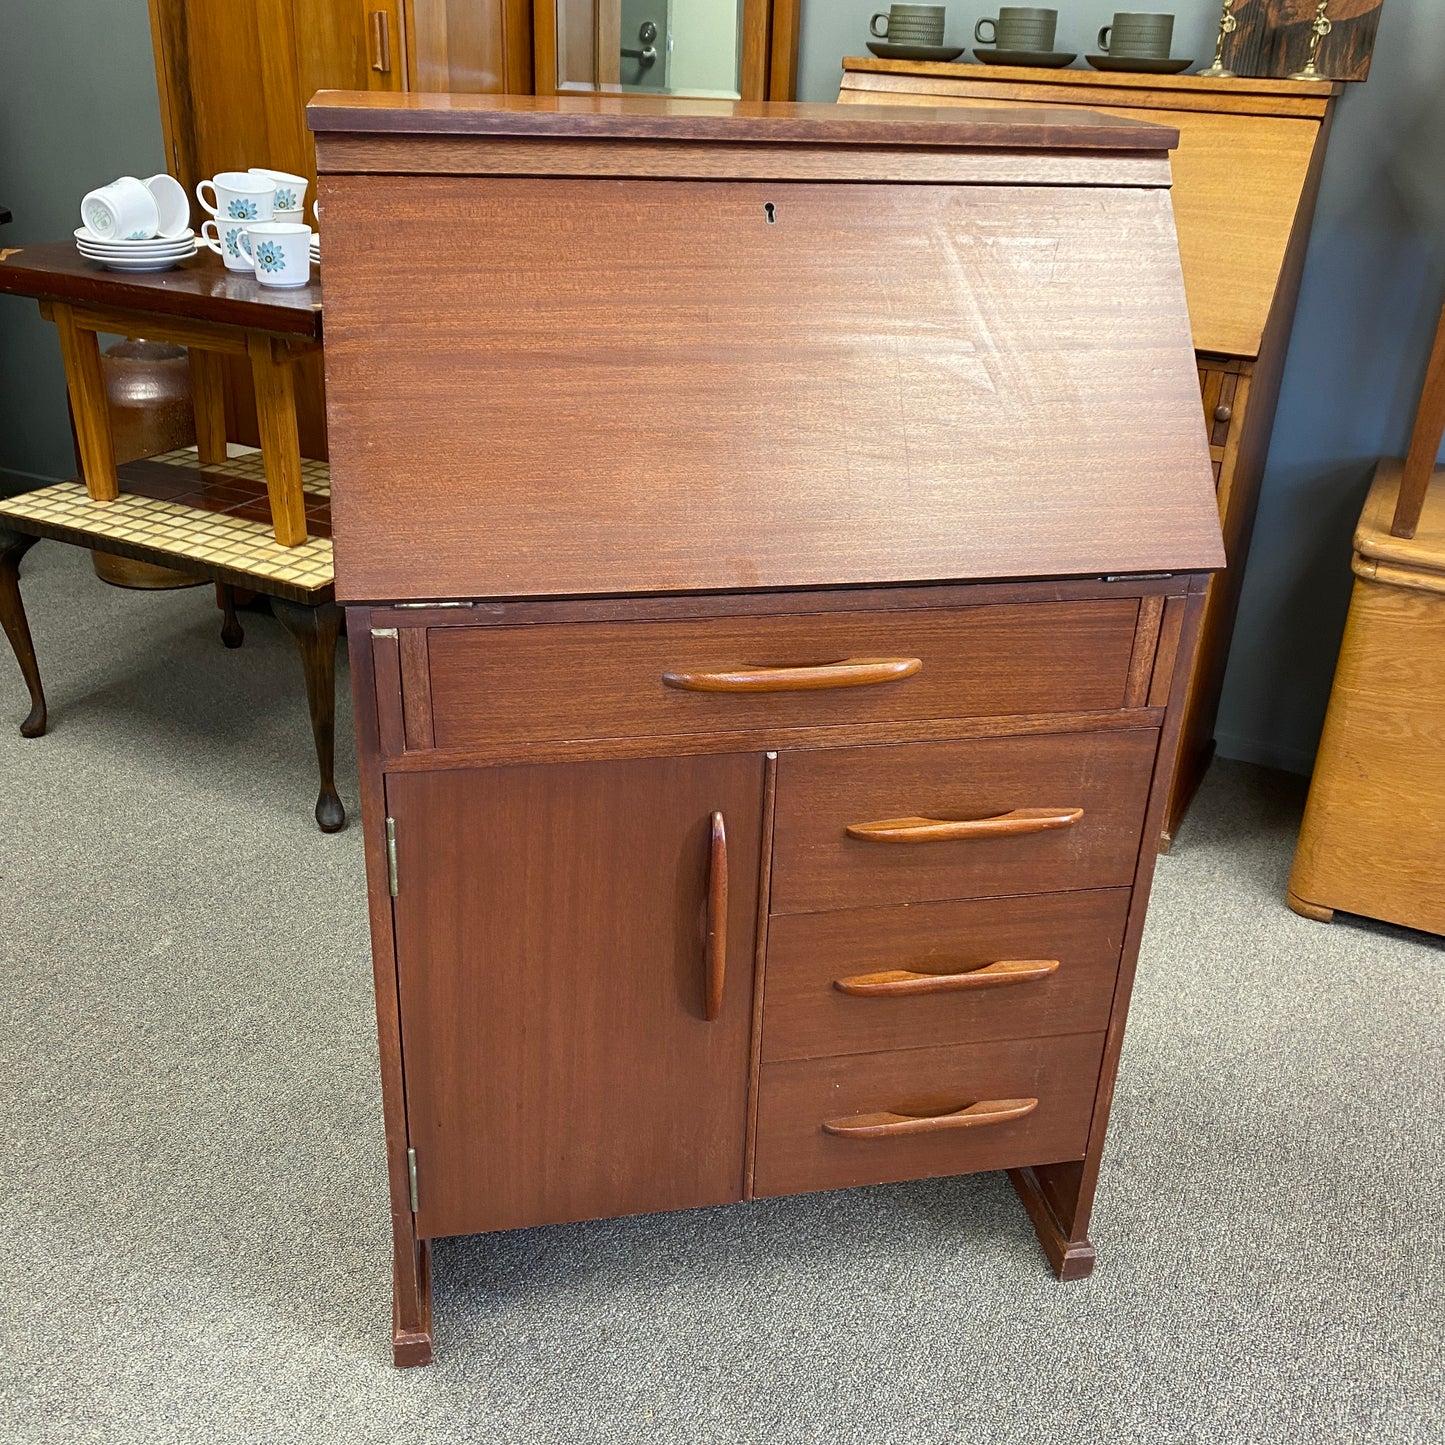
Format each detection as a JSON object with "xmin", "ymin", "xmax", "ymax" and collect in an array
[{"xmin": 1, "ymin": 542, "xmax": 1442, "ymax": 1444}]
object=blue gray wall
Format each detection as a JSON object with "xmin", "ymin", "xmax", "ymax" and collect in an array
[
  {"xmin": 0, "ymin": 0, "xmax": 166, "ymax": 492},
  {"xmin": 2, "ymin": 0, "xmax": 1443, "ymax": 775}
]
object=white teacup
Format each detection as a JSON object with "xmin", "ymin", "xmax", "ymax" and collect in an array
[
  {"xmin": 80, "ymin": 177, "xmax": 159, "ymax": 241},
  {"xmin": 143, "ymin": 173, "xmax": 191, "ymax": 239},
  {"xmin": 196, "ymin": 171, "xmax": 274, "ymax": 225},
  {"xmin": 239, "ymin": 222, "xmax": 312, "ymax": 287},
  {"xmin": 200, "ymin": 218, "xmax": 256, "ymax": 272},
  {"xmin": 248, "ymin": 168, "xmax": 309, "ymax": 218}
]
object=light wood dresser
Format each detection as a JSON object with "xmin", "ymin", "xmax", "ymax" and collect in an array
[
  {"xmin": 309, "ymin": 92, "xmax": 1224, "ymax": 1365},
  {"xmin": 841, "ymin": 60, "xmax": 1341, "ymax": 844}
]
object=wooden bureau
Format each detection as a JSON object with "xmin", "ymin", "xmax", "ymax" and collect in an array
[{"xmin": 309, "ymin": 92, "xmax": 1224, "ymax": 1365}]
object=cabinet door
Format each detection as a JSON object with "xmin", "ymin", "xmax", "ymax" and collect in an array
[{"xmin": 388, "ymin": 753, "xmax": 764, "ymax": 1238}]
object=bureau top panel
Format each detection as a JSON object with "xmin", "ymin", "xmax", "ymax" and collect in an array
[{"xmin": 308, "ymin": 92, "xmax": 1178, "ymax": 155}]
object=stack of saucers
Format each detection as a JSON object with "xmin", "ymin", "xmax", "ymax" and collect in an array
[
  {"xmin": 309, "ymin": 230, "xmax": 320, "ymax": 268},
  {"xmin": 74, "ymin": 226, "xmax": 198, "ymax": 272}
]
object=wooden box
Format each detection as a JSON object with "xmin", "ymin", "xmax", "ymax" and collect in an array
[{"xmin": 309, "ymin": 92, "xmax": 1223, "ymax": 1365}]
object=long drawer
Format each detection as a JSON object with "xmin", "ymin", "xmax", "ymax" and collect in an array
[
  {"xmin": 753, "ymin": 1032, "xmax": 1105, "ymax": 1198},
  {"xmin": 770, "ymin": 729, "xmax": 1158, "ymax": 914},
  {"xmin": 423, "ymin": 600, "xmax": 1142, "ymax": 748},
  {"xmin": 762, "ymin": 889, "xmax": 1130, "ymax": 1062}
]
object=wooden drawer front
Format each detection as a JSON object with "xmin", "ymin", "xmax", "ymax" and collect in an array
[
  {"xmin": 762, "ymin": 889, "xmax": 1129, "ymax": 1062},
  {"xmin": 753, "ymin": 1032, "xmax": 1105, "ymax": 1198},
  {"xmin": 771, "ymin": 729, "xmax": 1158, "ymax": 914},
  {"xmin": 423, "ymin": 601, "xmax": 1142, "ymax": 749}
]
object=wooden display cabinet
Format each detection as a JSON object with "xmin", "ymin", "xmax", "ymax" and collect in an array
[{"xmin": 310, "ymin": 93, "xmax": 1224, "ymax": 1365}]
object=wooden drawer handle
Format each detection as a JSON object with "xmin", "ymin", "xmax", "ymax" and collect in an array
[
  {"xmin": 834, "ymin": 959, "xmax": 1060, "ymax": 996},
  {"xmin": 823, "ymin": 1097, "xmax": 1039, "ymax": 1138},
  {"xmin": 663, "ymin": 657, "xmax": 922, "ymax": 693},
  {"xmin": 845, "ymin": 807, "xmax": 1083, "ymax": 843},
  {"xmin": 704, "ymin": 810, "xmax": 727, "ymax": 1021}
]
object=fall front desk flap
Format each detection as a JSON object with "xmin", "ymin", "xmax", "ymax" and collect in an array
[{"xmin": 309, "ymin": 94, "xmax": 1224, "ymax": 604}]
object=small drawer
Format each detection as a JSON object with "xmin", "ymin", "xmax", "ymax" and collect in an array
[
  {"xmin": 762, "ymin": 888, "xmax": 1129, "ymax": 1062},
  {"xmin": 752, "ymin": 1032, "xmax": 1105, "ymax": 1199},
  {"xmin": 770, "ymin": 729, "xmax": 1157, "ymax": 915},
  {"xmin": 423, "ymin": 600, "xmax": 1142, "ymax": 749}
]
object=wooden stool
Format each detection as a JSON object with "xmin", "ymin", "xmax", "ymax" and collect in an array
[{"xmin": 1288, "ymin": 306, "xmax": 1445, "ymax": 932}]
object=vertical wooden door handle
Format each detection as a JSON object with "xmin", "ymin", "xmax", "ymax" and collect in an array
[
  {"xmin": 705, "ymin": 810, "xmax": 727, "ymax": 1020},
  {"xmin": 846, "ymin": 808, "xmax": 1083, "ymax": 843},
  {"xmin": 823, "ymin": 1098, "xmax": 1038, "ymax": 1138},
  {"xmin": 370, "ymin": 10, "xmax": 392, "ymax": 72}
]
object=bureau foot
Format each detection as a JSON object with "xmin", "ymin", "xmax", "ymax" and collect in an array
[
  {"xmin": 271, "ymin": 596, "xmax": 346, "ymax": 832},
  {"xmin": 392, "ymin": 1238, "xmax": 433, "ymax": 1368},
  {"xmin": 1009, "ymin": 1166, "xmax": 1096, "ymax": 1280},
  {"xmin": 1286, "ymin": 889, "xmax": 1334, "ymax": 924},
  {"xmin": 0, "ymin": 529, "xmax": 47, "ymax": 738}
]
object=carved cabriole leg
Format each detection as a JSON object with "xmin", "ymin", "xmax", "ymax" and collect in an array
[
  {"xmin": 216, "ymin": 583, "xmax": 244, "ymax": 649},
  {"xmin": 270, "ymin": 596, "xmax": 345, "ymax": 832},
  {"xmin": 0, "ymin": 529, "xmax": 47, "ymax": 737}
]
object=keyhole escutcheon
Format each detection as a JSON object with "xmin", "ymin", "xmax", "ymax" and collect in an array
[{"xmin": 764, "ymin": 202, "xmax": 777, "ymax": 224}]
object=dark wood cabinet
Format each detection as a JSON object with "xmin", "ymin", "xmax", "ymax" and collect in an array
[
  {"xmin": 313, "ymin": 95, "xmax": 1223, "ymax": 1367},
  {"xmin": 388, "ymin": 753, "xmax": 764, "ymax": 1237}
]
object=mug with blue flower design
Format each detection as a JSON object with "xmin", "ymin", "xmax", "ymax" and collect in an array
[
  {"xmin": 238, "ymin": 222, "xmax": 312, "ymax": 287},
  {"xmin": 199, "ymin": 218, "xmax": 257, "ymax": 272},
  {"xmin": 195, "ymin": 171, "xmax": 274, "ymax": 228},
  {"xmin": 248, "ymin": 168, "xmax": 309, "ymax": 220}
]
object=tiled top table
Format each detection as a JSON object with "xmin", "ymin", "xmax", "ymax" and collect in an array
[{"xmin": 0, "ymin": 245, "xmax": 346, "ymax": 831}]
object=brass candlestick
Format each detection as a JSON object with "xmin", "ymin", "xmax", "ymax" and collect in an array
[
  {"xmin": 1197, "ymin": 0, "xmax": 1238, "ymax": 79},
  {"xmin": 1289, "ymin": 0, "xmax": 1333, "ymax": 81}
]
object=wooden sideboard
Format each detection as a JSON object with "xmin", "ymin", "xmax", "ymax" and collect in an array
[
  {"xmin": 310, "ymin": 92, "xmax": 1223, "ymax": 1365},
  {"xmin": 840, "ymin": 60, "xmax": 1341, "ymax": 845}
]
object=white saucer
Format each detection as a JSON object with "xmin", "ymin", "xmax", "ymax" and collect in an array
[
  {"xmin": 75, "ymin": 225, "xmax": 195, "ymax": 251},
  {"xmin": 77, "ymin": 242, "xmax": 198, "ymax": 271}
]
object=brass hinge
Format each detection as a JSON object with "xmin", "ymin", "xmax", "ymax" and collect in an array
[
  {"xmin": 394, "ymin": 600, "xmax": 474, "ymax": 609},
  {"xmin": 371, "ymin": 626, "xmax": 398, "ymax": 639},
  {"xmin": 385, "ymin": 816, "xmax": 399, "ymax": 896},
  {"xmin": 407, "ymin": 1147, "xmax": 419, "ymax": 1212}
]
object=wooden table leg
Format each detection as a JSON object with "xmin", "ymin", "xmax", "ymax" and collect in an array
[
  {"xmin": 216, "ymin": 583, "xmax": 244, "ymax": 648},
  {"xmin": 0, "ymin": 529, "xmax": 48, "ymax": 737},
  {"xmin": 50, "ymin": 302, "xmax": 118, "ymax": 501},
  {"xmin": 247, "ymin": 334, "xmax": 308, "ymax": 546},
  {"xmin": 189, "ymin": 346, "xmax": 230, "ymax": 466},
  {"xmin": 271, "ymin": 596, "xmax": 345, "ymax": 832}
]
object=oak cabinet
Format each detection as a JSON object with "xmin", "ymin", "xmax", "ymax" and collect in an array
[{"xmin": 313, "ymin": 94, "xmax": 1222, "ymax": 1366}]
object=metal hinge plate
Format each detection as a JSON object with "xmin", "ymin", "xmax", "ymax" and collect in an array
[
  {"xmin": 394, "ymin": 600, "xmax": 474, "ymax": 609},
  {"xmin": 386, "ymin": 817, "xmax": 399, "ymax": 896},
  {"xmin": 407, "ymin": 1147, "xmax": 418, "ymax": 1212},
  {"xmin": 371, "ymin": 626, "xmax": 398, "ymax": 639}
]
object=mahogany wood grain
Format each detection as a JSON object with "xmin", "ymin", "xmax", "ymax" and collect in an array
[
  {"xmin": 423, "ymin": 602, "xmax": 1142, "ymax": 750},
  {"xmin": 845, "ymin": 807, "xmax": 1083, "ymax": 843},
  {"xmin": 308, "ymin": 90, "xmax": 1178, "ymax": 150},
  {"xmin": 1017, "ymin": 586, "xmax": 1206, "ymax": 1270},
  {"xmin": 314, "ymin": 133, "xmax": 1172, "ymax": 186},
  {"xmin": 344, "ymin": 607, "xmax": 433, "ymax": 1366},
  {"xmin": 387, "ymin": 754, "xmax": 764, "ymax": 1238},
  {"xmin": 1124, "ymin": 593, "xmax": 1164, "ymax": 708},
  {"xmin": 384, "ymin": 706, "xmax": 1168, "ymax": 774},
  {"xmin": 397, "ymin": 626, "xmax": 434, "ymax": 749},
  {"xmin": 316, "ymin": 174, "xmax": 1218, "ymax": 602},
  {"xmin": 823, "ymin": 1097, "xmax": 1038, "ymax": 1138},
  {"xmin": 0, "ymin": 244, "xmax": 323, "ymax": 337},
  {"xmin": 369, "ymin": 626, "xmax": 406, "ymax": 758},
  {"xmin": 762, "ymin": 887, "xmax": 1129, "ymax": 1061},
  {"xmin": 770, "ymin": 729, "xmax": 1158, "ymax": 914},
  {"xmin": 753, "ymin": 1032, "xmax": 1105, "ymax": 1198}
]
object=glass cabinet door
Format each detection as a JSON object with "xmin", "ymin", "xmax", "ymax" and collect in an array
[{"xmin": 554, "ymin": 0, "xmax": 745, "ymax": 96}]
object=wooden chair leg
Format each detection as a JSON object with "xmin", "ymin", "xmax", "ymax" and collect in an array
[
  {"xmin": 216, "ymin": 583, "xmax": 244, "ymax": 649},
  {"xmin": 271, "ymin": 595, "xmax": 345, "ymax": 832},
  {"xmin": 0, "ymin": 529, "xmax": 47, "ymax": 738}
]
